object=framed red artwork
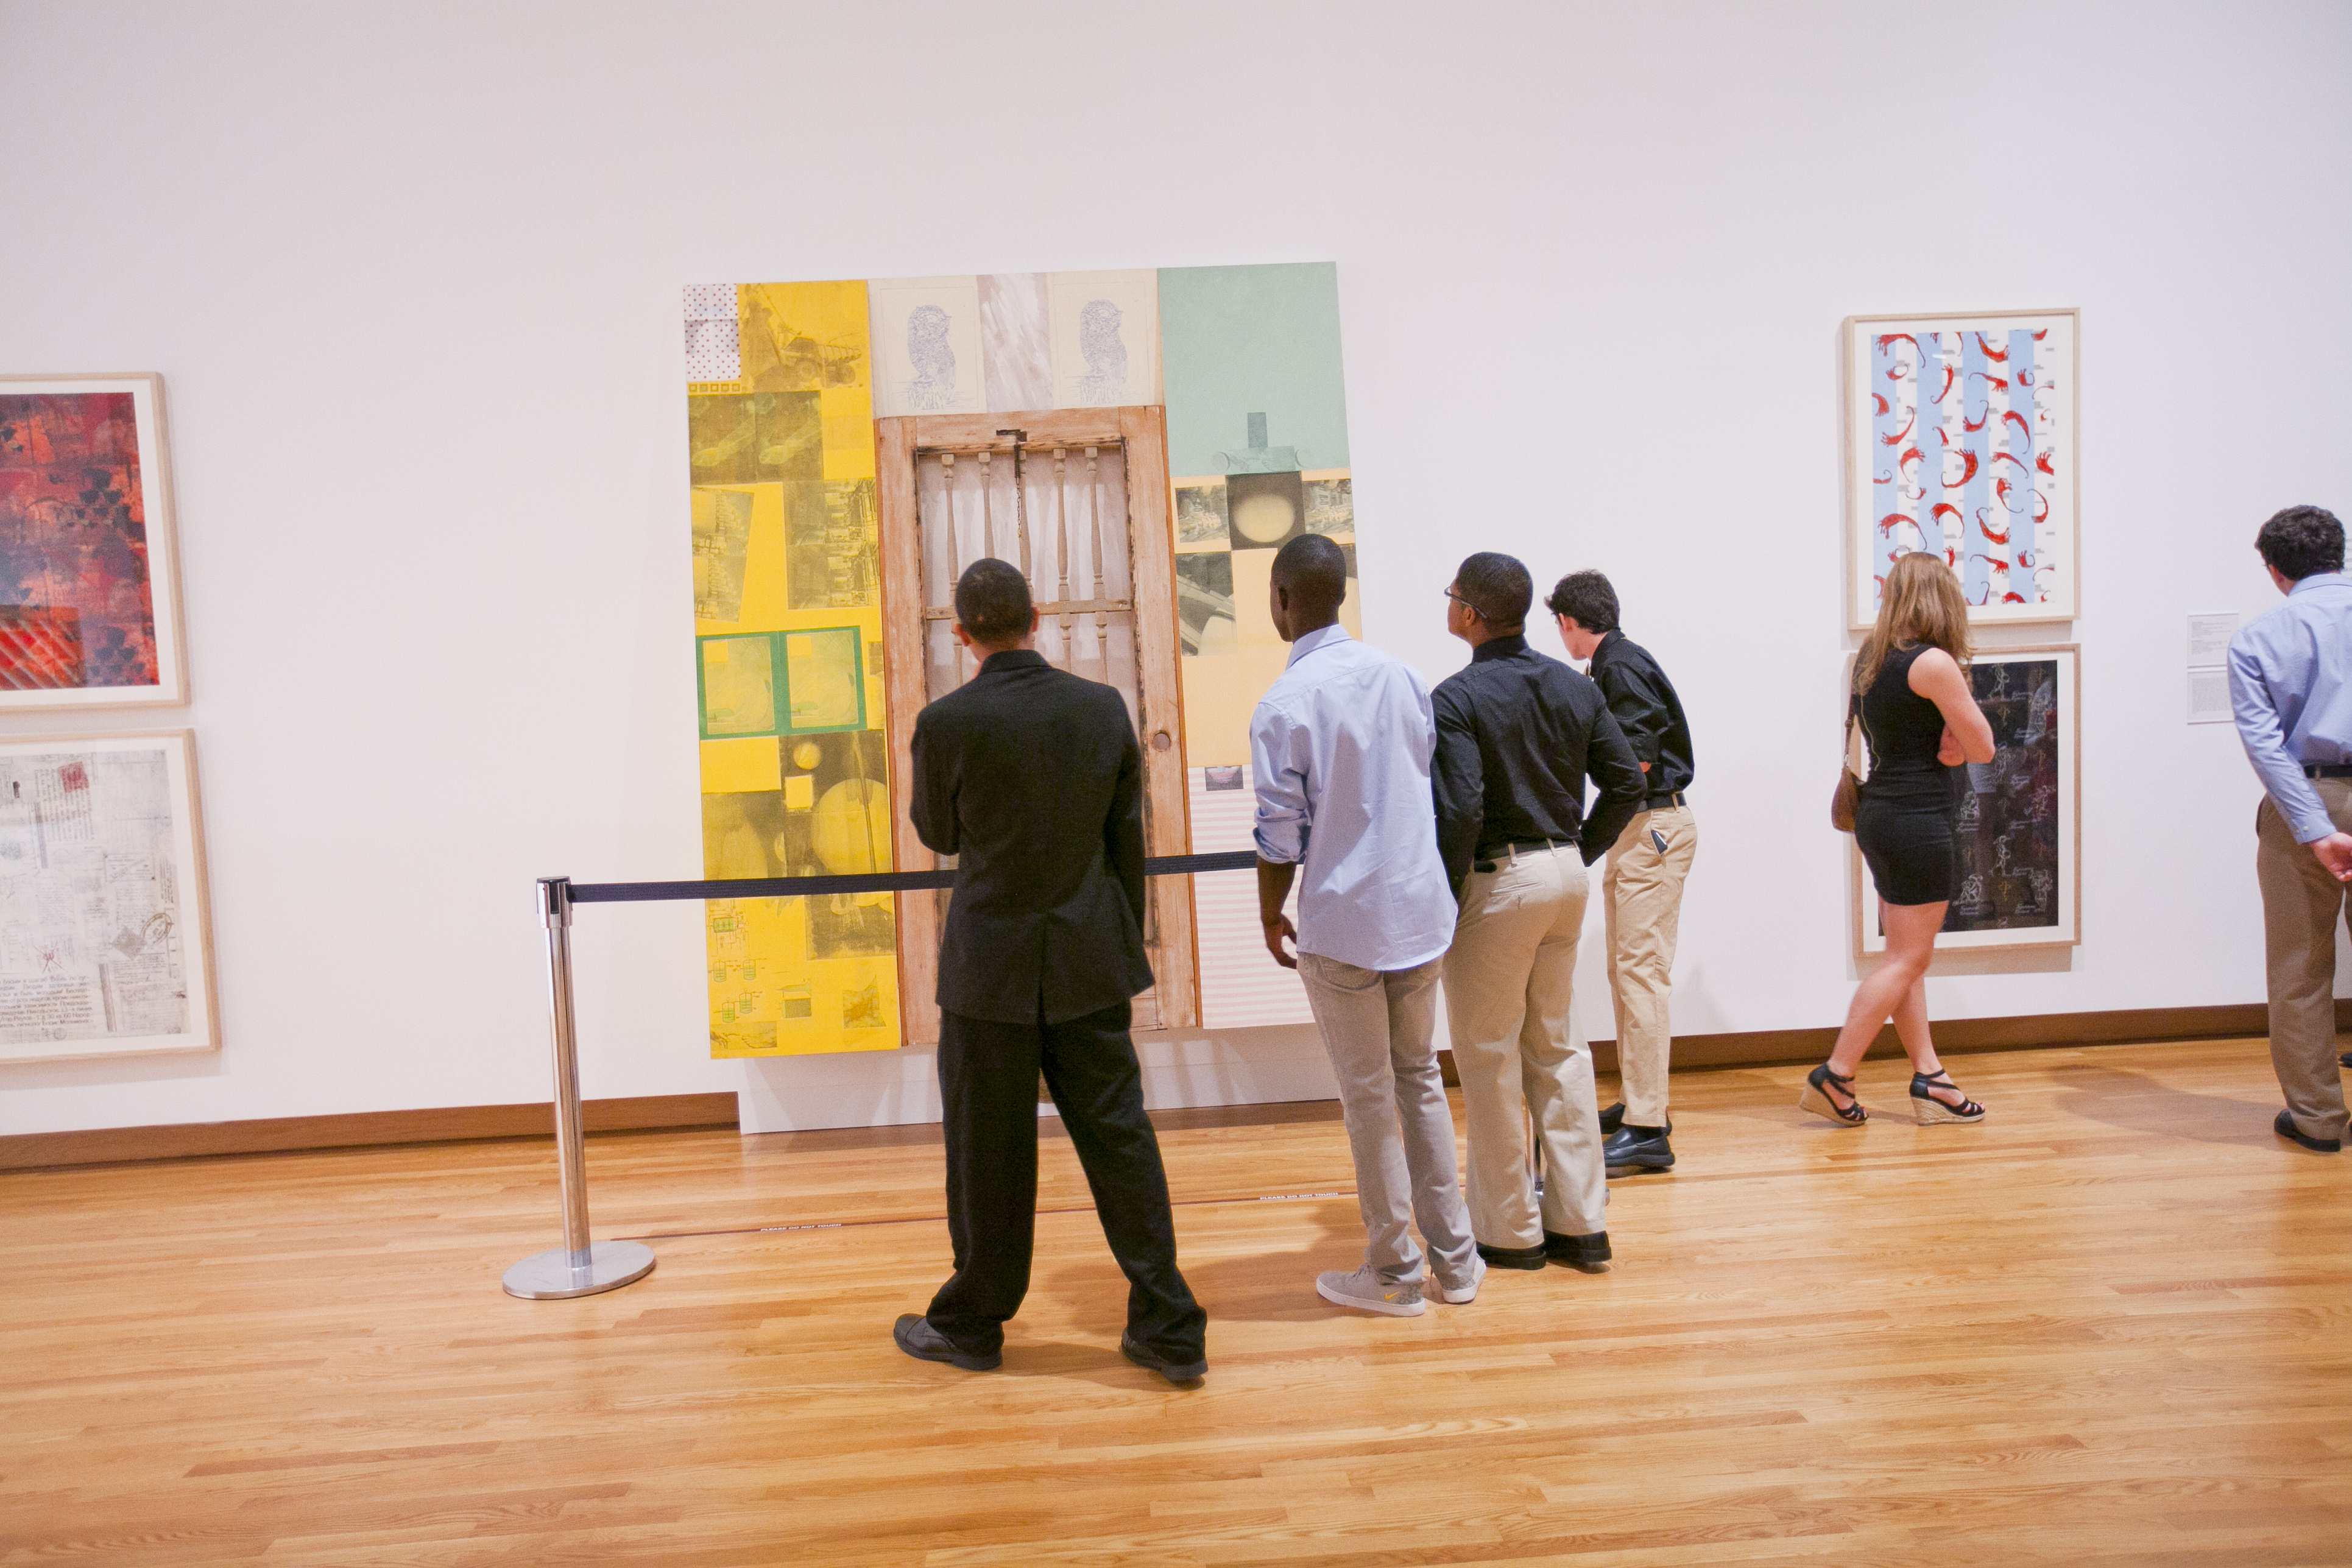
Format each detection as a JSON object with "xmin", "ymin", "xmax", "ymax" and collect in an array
[{"xmin": 0, "ymin": 374, "xmax": 188, "ymax": 709}]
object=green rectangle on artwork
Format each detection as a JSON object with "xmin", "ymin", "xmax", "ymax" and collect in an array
[
  {"xmin": 780, "ymin": 627, "xmax": 866, "ymax": 733},
  {"xmin": 697, "ymin": 633, "xmax": 780, "ymax": 739}
]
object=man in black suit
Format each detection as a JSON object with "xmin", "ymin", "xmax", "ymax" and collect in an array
[{"xmin": 891, "ymin": 558, "xmax": 1209, "ymax": 1385}]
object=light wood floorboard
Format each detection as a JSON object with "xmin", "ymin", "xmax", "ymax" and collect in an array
[{"xmin": 2, "ymin": 1038, "xmax": 2347, "ymax": 1565}]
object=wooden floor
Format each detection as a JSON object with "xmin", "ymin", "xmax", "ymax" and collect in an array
[{"xmin": 3, "ymin": 1038, "xmax": 2347, "ymax": 1566}]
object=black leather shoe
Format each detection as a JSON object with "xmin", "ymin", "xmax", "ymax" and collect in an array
[
  {"xmin": 1603, "ymin": 1125, "xmax": 1675, "ymax": 1175},
  {"xmin": 1544, "ymin": 1231, "xmax": 1612, "ymax": 1272},
  {"xmin": 2340, "ymin": 1051, "xmax": 2351, "ymax": 1070},
  {"xmin": 1476, "ymin": 1240, "xmax": 1549, "ymax": 1271},
  {"xmin": 2274, "ymin": 1109, "xmax": 2343, "ymax": 1154},
  {"xmin": 893, "ymin": 1312, "xmax": 1001, "ymax": 1371},
  {"xmin": 1598, "ymin": 1102, "xmax": 1670, "ymax": 1137},
  {"xmin": 1120, "ymin": 1335, "xmax": 1207, "ymax": 1386}
]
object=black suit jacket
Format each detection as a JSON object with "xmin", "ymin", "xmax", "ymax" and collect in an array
[{"xmin": 911, "ymin": 649, "xmax": 1156, "ymax": 1025}]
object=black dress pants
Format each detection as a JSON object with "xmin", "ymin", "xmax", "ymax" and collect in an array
[{"xmin": 925, "ymin": 999, "xmax": 1207, "ymax": 1362}]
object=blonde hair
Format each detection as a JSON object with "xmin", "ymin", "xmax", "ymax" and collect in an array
[{"xmin": 1856, "ymin": 551, "xmax": 1971, "ymax": 692}]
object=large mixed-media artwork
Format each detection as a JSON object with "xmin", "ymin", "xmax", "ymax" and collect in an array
[
  {"xmin": 1843, "ymin": 311, "xmax": 2077, "ymax": 630},
  {"xmin": 0, "ymin": 375, "xmax": 188, "ymax": 708},
  {"xmin": 683, "ymin": 263, "xmax": 1356, "ymax": 1051},
  {"xmin": 1856, "ymin": 648, "xmax": 2080, "ymax": 954},
  {"xmin": 0, "ymin": 730, "xmax": 216, "ymax": 1062}
]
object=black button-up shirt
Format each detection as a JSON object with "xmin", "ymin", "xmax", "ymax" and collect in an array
[
  {"xmin": 1430, "ymin": 634, "xmax": 1648, "ymax": 892},
  {"xmin": 1586, "ymin": 629, "xmax": 1696, "ymax": 800}
]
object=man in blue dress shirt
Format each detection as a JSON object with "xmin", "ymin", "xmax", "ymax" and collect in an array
[
  {"xmin": 2229, "ymin": 504, "xmax": 2352, "ymax": 1154},
  {"xmin": 1251, "ymin": 534, "xmax": 1483, "ymax": 1315}
]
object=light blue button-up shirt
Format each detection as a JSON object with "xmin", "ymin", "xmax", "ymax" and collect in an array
[
  {"xmin": 2229, "ymin": 571, "xmax": 2352, "ymax": 843},
  {"xmin": 1250, "ymin": 624, "xmax": 1456, "ymax": 972}
]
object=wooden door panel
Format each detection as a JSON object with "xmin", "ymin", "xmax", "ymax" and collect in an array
[{"xmin": 878, "ymin": 409, "xmax": 1198, "ymax": 1048}]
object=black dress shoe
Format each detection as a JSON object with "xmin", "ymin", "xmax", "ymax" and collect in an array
[
  {"xmin": 2274, "ymin": 1109, "xmax": 2343, "ymax": 1154},
  {"xmin": 1603, "ymin": 1125, "xmax": 1675, "ymax": 1175},
  {"xmin": 1598, "ymin": 1102, "xmax": 1670, "ymax": 1137},
  {"xmin": 893, "ymin": 1312, "xmax": 1002, "ymax": 1371},
  {"xmin": 1544, "ymin": 1231, "xmax": 1612, "ymax": 1271},
  {"xmin": 2340, "ymin": 1051, "xmax": 2351, "ymax": 1070},
  {"xmin": 1476, "ymin": 1240, "xmax": 1549, "ymax": 1271},
  {"xmin": 1120, "ymin": 1335, "xmax": 1207, "ymax": 1386}
]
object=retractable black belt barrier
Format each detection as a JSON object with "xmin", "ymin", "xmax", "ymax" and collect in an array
[{"xmin": 503, "ymin": 850, "xmax": 1262, "ymax": 1302}]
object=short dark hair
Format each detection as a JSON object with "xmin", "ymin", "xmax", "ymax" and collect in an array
[
  {"xmin": 1452, "ymin": 552, "xmax": 1531, "ymax": 629},
  {"xmin": 2255, "ymin": 506, "xmax": 2345, "ymax": 582},
  {"xmin": 954, "ymin": 557, "xmax": 1033, "ymax": 645},
  {"xmin": 1271, "ymin": 533, "xmax": 1347, "ymax": 620},
  {"xmin": 1545, "ymin": 570, "xmax": 1619, "ymax": 632}
]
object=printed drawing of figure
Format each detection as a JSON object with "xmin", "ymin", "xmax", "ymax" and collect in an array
[
  {"xmin": 1078, "ymin": 298, "xmax": 1126, "ymax": 403},
  {"xmin": 906, "ymin": 305, "xmax": 958, "ymax": 411}
]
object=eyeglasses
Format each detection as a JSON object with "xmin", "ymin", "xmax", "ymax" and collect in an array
[{"xmin": 1443, "ymin": 588, "xmax": 1480, "ymax": 618}]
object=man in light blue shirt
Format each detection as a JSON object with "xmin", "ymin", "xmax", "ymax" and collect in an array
[
  {"xmin": 2229, "ymin": 504, "xmax": 2352, "ymax": 1154},
  {"xmin": 1252, "ymin": 534, "xmax": 1480, "ymax": 1315}
]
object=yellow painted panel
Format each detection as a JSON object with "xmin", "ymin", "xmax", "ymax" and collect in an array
[
  {"xmin": 694, "ymin": 280, "xmax": 897, "ymax": 1058},
  {"xmin": 701, "ymin": 738, "xmax": 783, "ymax": 794}
]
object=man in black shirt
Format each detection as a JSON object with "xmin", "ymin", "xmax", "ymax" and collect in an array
[
  {"xmin": 894, "ymin": 559, "xmax": 1208, "ymax": 1385},
  {"xmin": 1432, "ymin": 553, "xmax": 1646, "ymax": 1273},
  {"xmin": 1549, "ymin": 570, "xmax": 1698, "ymax": 1176}
]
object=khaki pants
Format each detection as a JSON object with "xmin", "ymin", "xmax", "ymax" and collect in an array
[
  {"xmin": 1443, "ymin": 843, "xmax": 1606, "ymax": 1247},
  {"xmin": 1604, "ymin": 804, "xmax": 1697, "ymax": 1127},
  {"xmin": 2256, "ymin": 785, "xmax": 2352, "ymax": 1145}
]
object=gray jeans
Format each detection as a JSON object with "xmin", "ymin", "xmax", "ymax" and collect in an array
[{"xmin": 1297, "ymin": 951, "xmax": 1477, "ymax": 1287}]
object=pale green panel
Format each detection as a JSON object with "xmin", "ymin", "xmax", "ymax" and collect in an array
[{"xmin": 1159, "ymin": 263, "xmax": 1351, "ymax": 480}]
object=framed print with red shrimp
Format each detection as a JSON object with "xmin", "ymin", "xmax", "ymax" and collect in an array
[{"xmin": 1843, "ymin": 310, "xmax": 2078, "ymax": 632}]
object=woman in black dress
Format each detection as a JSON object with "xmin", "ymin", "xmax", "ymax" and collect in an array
[{"xmin": 1803, "ymin": 553, "xmax": 1997, "ymax": 1126}]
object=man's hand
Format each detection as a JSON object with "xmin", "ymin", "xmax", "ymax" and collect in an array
[
  {"xmin": 1261, "ymin": 913, "xmax": 1299, "ymax": 969},
  {"xmin": 1937, "ymin": 726, "xmax": 1967, "ymax": 766},
  {"xmin": 1256, "ymin": 856, "xmax": 1301, "ymax": 969},
  {"xmin": 2311, "ymin": 832, "xmax": 2352, "ymax": 883}
]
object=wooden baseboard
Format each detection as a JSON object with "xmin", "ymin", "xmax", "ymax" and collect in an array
[
  {"xmin": 0, "ymin": 1092, "xmax": 738, "ymax": 1173},
  {"xmin": 5, "ymin": 1001, "xmax": 2329, "ymax": 1171}
]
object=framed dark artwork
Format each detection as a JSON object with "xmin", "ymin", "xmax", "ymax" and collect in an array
[
  {"xmin": 1855, "ymin": 646, "xmax": 2080, "ymax": 953},
  {"xmin": 0, "ymin": 375, "xmax": 188, "ymax": 709}
]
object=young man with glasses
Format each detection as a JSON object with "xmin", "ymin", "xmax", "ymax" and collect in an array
[{"xmin": 1432, "ymin": 553, "xmax": 1647, "ymax": 1273}]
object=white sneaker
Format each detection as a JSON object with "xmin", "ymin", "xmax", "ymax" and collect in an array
[
  {"xmin": 1435, "ymin": 1254, "xmax": 1487, "ymax": 1304},
  {"xmin": 1316, "ymin": 1266, "xmax": 1425, "ymax": 1316}
]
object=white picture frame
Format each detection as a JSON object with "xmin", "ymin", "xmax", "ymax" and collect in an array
[
  {"xmin": 1854, "ymin": 646, "xmax": 2080, "ymax": 955},
  {"xmin": 0, "ymin": 729, "xmax": 218, "ymax": 1062},
  {"xmin": 0, "ymin": 373, "xmax": 191, "ymax": 709},
  {"xmin": 1843, "ymin": 310, "xmax": 2078, "ymax": 631}
]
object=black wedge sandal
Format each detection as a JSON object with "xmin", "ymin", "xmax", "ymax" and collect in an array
[
  {"xmin": 1909, "ymin": 1069, "xmax": 1986, "ymax": 1125},
  {"xmin": 1798, "ymin": 1063, "xmax": 1867, "ymax": 1126}
]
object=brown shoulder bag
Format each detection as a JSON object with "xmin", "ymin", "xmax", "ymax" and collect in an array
[{"xmin": 1831, "ymin": 693, "xmax": 1864, "ymax": 833}]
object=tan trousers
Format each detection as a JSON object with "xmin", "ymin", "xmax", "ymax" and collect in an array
[
  {"xmin": 1442, "ymin": 843, "xmax": 1606, "ymax": 1246},
  {"xmin": 2256, "ymin": 785, "xmax": 2352, "ymax": 1144},
  {"xmin": 1603, "ymin": 804, "xmax": 1697, "ymax": 1127}
]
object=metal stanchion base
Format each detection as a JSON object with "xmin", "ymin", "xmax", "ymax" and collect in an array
[{"xmin": 502, "ymin": 1240, "xmax": 657, "ymax": 1300}]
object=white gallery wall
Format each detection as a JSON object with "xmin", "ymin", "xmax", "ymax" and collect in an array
[{"xmin": 3, "ymin": 0, "xmax": 2348, "ymax": 1135}]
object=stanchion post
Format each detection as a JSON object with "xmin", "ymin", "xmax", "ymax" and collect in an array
[{"xmin": 501, "ymin": 876, "xmax": 657, "ymax": 1300}]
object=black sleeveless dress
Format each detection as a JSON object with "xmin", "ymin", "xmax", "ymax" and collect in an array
[{"xmin": 1854, "ymin": 643, "xmax": 1957, "ymax": 907}]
